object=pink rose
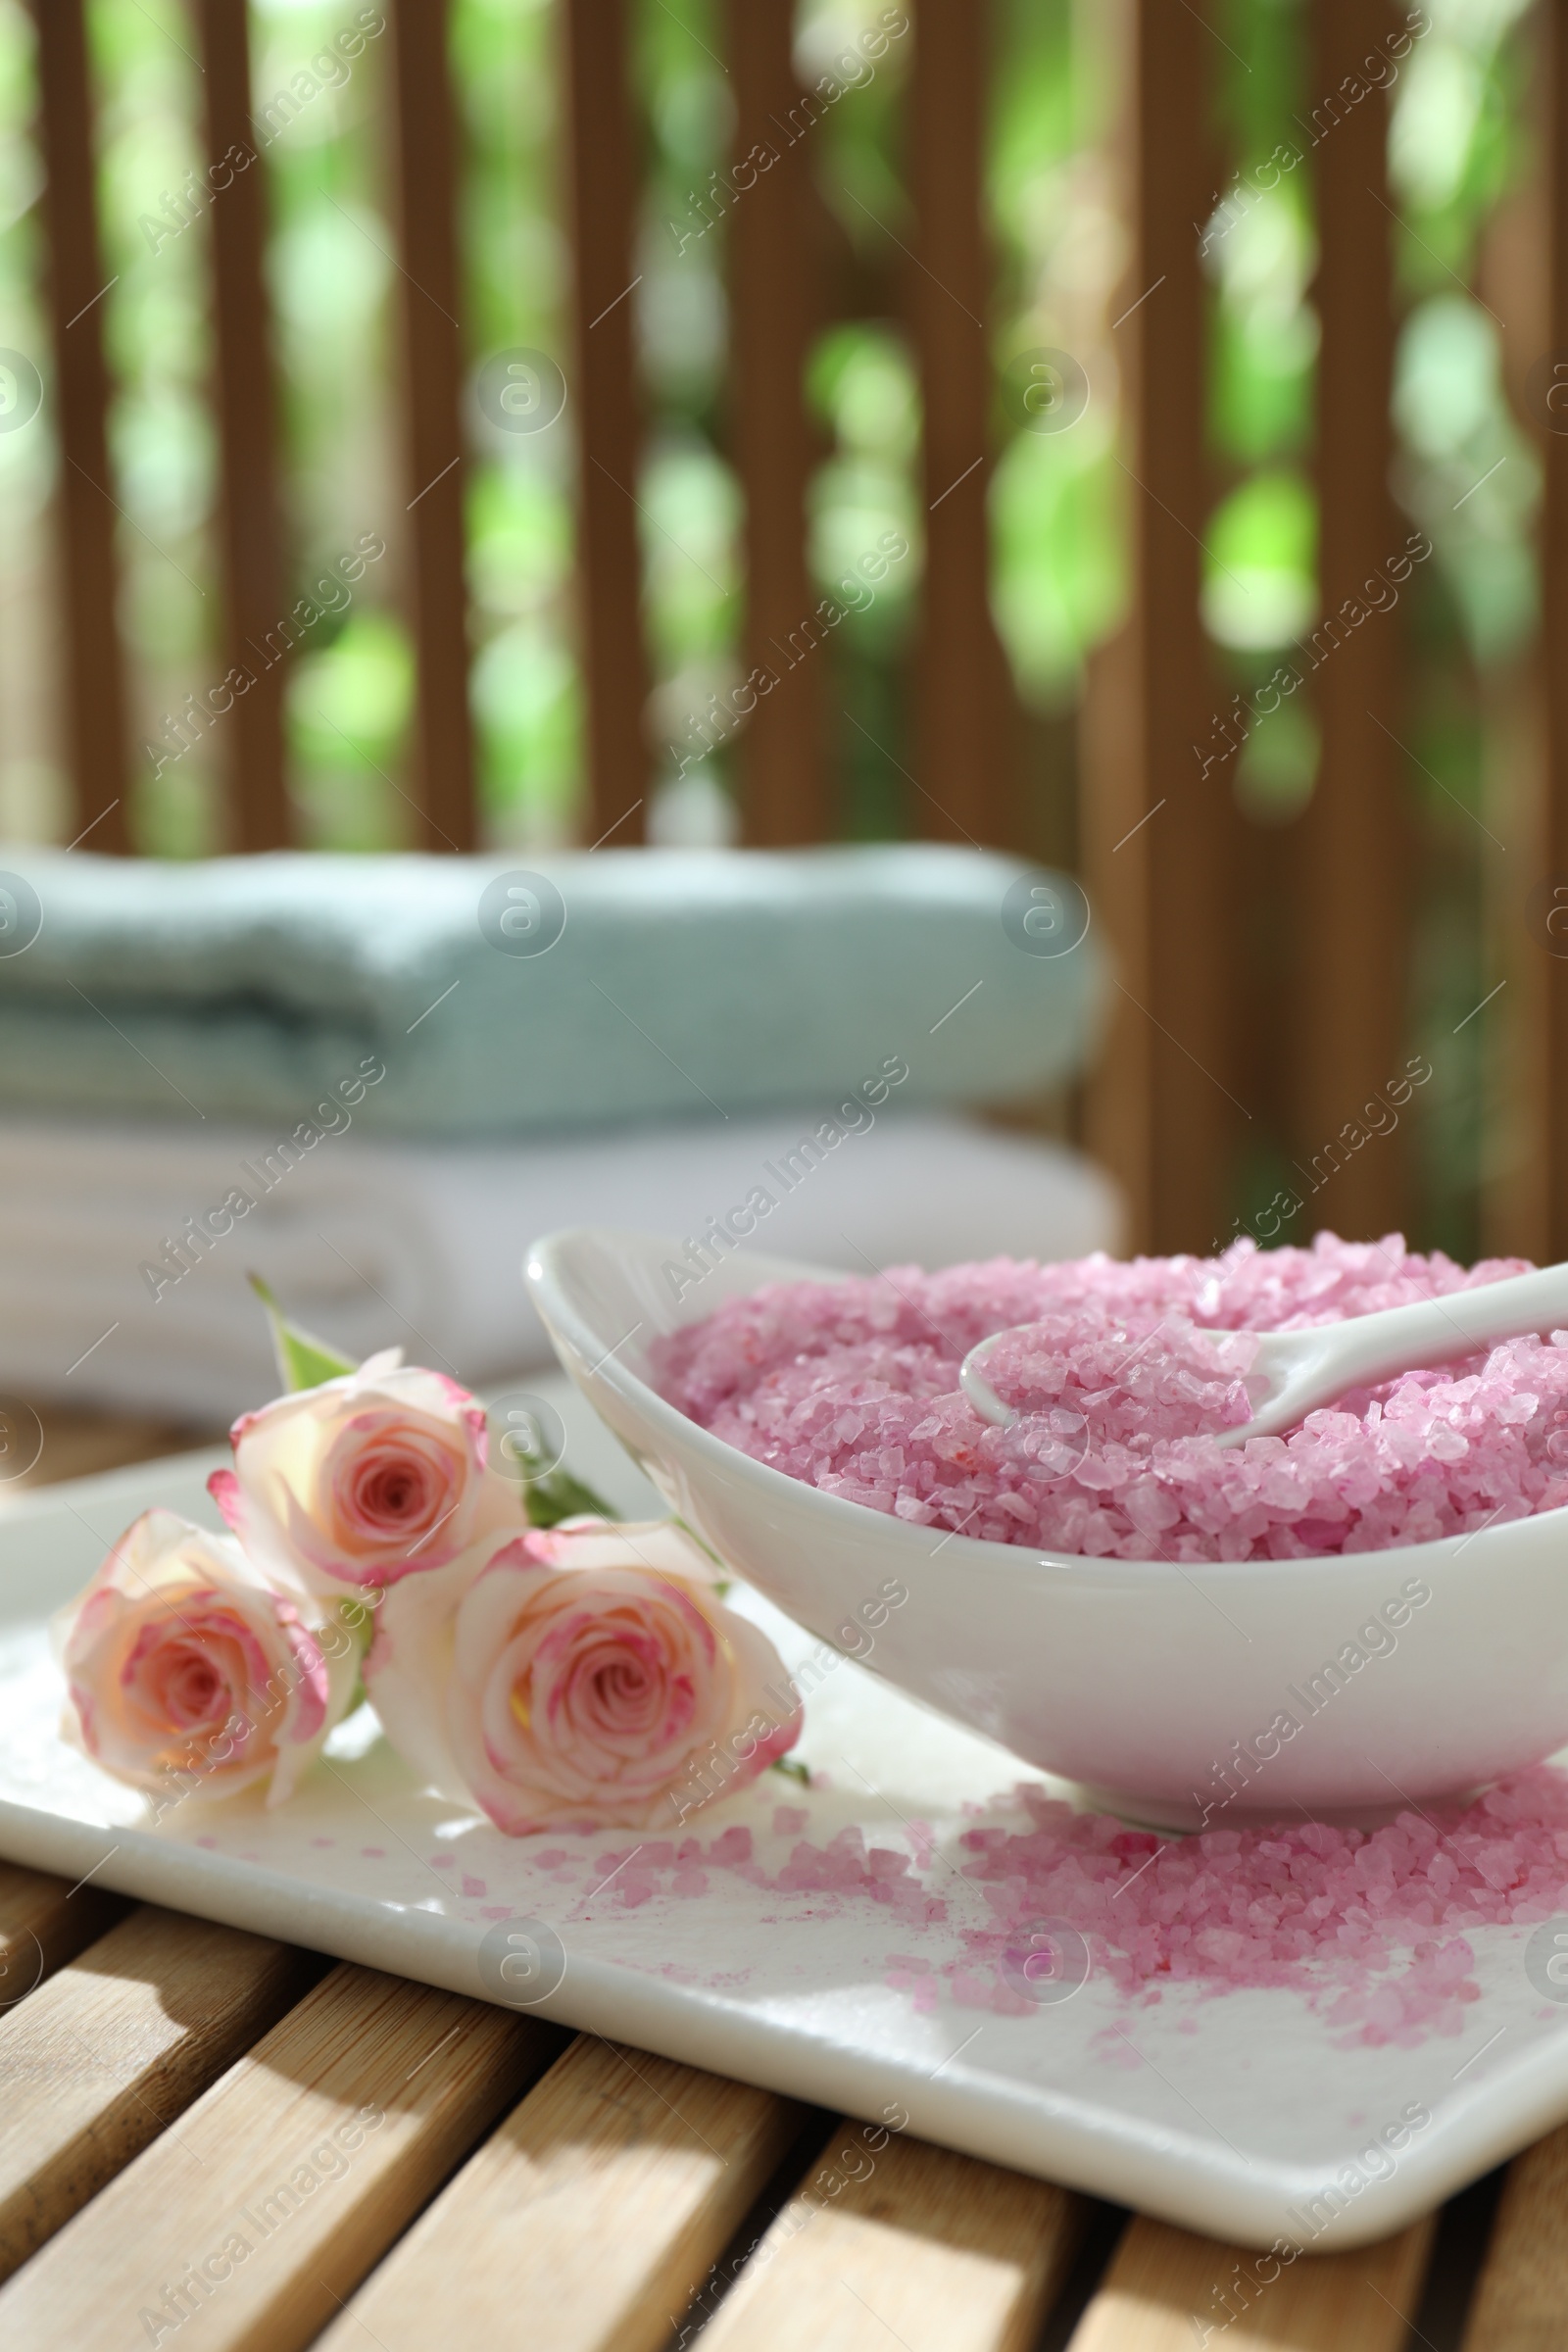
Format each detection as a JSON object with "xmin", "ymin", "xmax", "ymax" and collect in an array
[
  {"xmin": 56, "ymin": 1509, "xmax": 360, "ymax": 1807},
  {"xmin": 209, "ymin": 1349, "xmax": 522, "ymax": 1594},
  {"xmin": 366, "ymin": 1518, "xmax": 803, "ymax": 1834}
]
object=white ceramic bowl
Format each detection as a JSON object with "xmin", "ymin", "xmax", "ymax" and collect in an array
[{"xmin": 526, "ymin": 1227, "xmax": 1568, "ymax": 1830}]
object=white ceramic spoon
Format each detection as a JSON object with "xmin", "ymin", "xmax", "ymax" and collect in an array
[{"xmin": 959, "ymin": 1258, "xmax": 1568, "ymax": 1448}]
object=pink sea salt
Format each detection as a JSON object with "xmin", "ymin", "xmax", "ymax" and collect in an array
[
  {"xmin": 940, "ymin": 1770, "xmax": 1568, "ymax": 2045},
  {"xmin": 479, "ymin": 1770, "xmax": 1568, "ymax": 2044},
  {"xmin": 660, "ymin": 1771, "xmax": 1568, "ymax": 2044},
  {"xmin": 656, "ymin": 1232, "xmax": 1568, "ymax": 1560},
  {"xmin": 706, "ymin": 1826, "xmax": 754, "ymax": 1867}
]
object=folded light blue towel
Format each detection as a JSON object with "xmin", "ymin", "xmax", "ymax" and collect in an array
[{"xmin": 0, "ymin": 847, "xmax": 1104, "ymax": 1136}]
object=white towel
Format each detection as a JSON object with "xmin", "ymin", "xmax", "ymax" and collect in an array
[{"xmin": 0, "ymin": 1111, "xmax": 1121, "ymax": 1422}]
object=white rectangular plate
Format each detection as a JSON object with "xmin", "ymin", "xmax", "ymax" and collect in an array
[{"xmin": 2, "ymin": 1377, "xmax": 1566, "ymax": 2253}]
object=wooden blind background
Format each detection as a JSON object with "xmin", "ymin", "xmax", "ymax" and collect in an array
[
  {"xmin": 199, "ymin": 0, "xmax": 288, "ymax": 856},
  {"xmin": 1298, "ymin": 0, "xmax": 1407, "ymax": 1244},
  {"xmin": 1544, "ymin": 0, "xmax": 1568, "ymax": 1261},
  {"xmin": 30, "ymin": 0, "xmax": 129, "ymax": 858},
  {"xmin": 18, "ymin": 0, "xmax": 1554, "ymax": 1258},
  {"xmin": 1082, "ymin": 0, "xmax": 1230, "ymax": 1260},
  {"xmin": 727, "ymin": 0, "xmax": 825, "ymax": 848}
]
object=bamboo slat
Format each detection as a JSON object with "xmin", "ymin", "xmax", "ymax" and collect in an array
[
  {"xmin": 0, "ymin": 1859, "xmax": 122, "ymax": 1991},
  {"xmin": 1542, "ymin": 0, "xmax": 1568, "ymax": 1263},
  {"xmin": 1080, "ymin": 616, "xmax": 1153, "ymax": 1244},
  {"xmin": 1297, "ymin": 0, "xmax": 1407, "ymax": 1240},
  {"xmin": 0, "ymin": 1961, "xmax": 558, "ymax": 2351},
  {"xmin": 197, "ymin": 0, "xmax": 289, "ymax": 854},
  {"xmin": 0, "ymin": 1905, "xmax": 316, "ymax": 2282},
  {"xmin": 1065, "ymin": 2213, "xmax": 1434, "ymax": 2350},
  {"xmin": 910, "ymin": 0, "xmax": 1011, "ymax": 849},
  {"xmin": 28, "ymin": 0, "xmax": 130, "ymax": 854},
  {"xmin": 317, "ymin": 2032, "xmax": 802, "ymax": 2352},
  {"xmin": 1082, "ymin": 0, "xmax": 1234, "ymax": 1254},
  {"xmin": 0, "ymin": 1405, "xmax": 201, "ymax": 1502},
  {"xmin": 391, "ymin": 0, "xmax": 476, "ymax": 852},
  {"xmin": 727, "ymin": 0, "xmax": 826, "ymax": 846},
  {"xmin": 1458, "ymin": 2120, "xmax": 1568, "ymax": 2347},
  {"xmin": 698, "ymin": 2125, "xmax": 1086, "ymax": 2352},
  {"xmin": 565, "ymin": 0, "xmax": 649, "ymax": 848}
]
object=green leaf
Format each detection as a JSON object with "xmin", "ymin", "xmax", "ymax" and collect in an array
[
  {"xmin": 331, "ymin": 1596, "xmax": 375, "ymax": 1713},
  {"xmin": 248, "ymin": 1273, "xmax": 357, "ymax": 1394},
  {"xmin": 770, "ymin": 1756, "xmax": 811, "ymax": 1788},
  {"xmin": 518, "ymin": 1460, "xmax": 617, "ymax": 1529}
]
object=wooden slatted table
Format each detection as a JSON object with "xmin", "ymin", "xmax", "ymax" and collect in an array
[{"xmin": 0, "ymin": 1417, "xmax": 1552, "ymax": 2349}]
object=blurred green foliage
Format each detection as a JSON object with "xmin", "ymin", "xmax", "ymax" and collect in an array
[{"xmin": 988, "ymin": 0, "xmax": 1124, "ymax": 716}]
